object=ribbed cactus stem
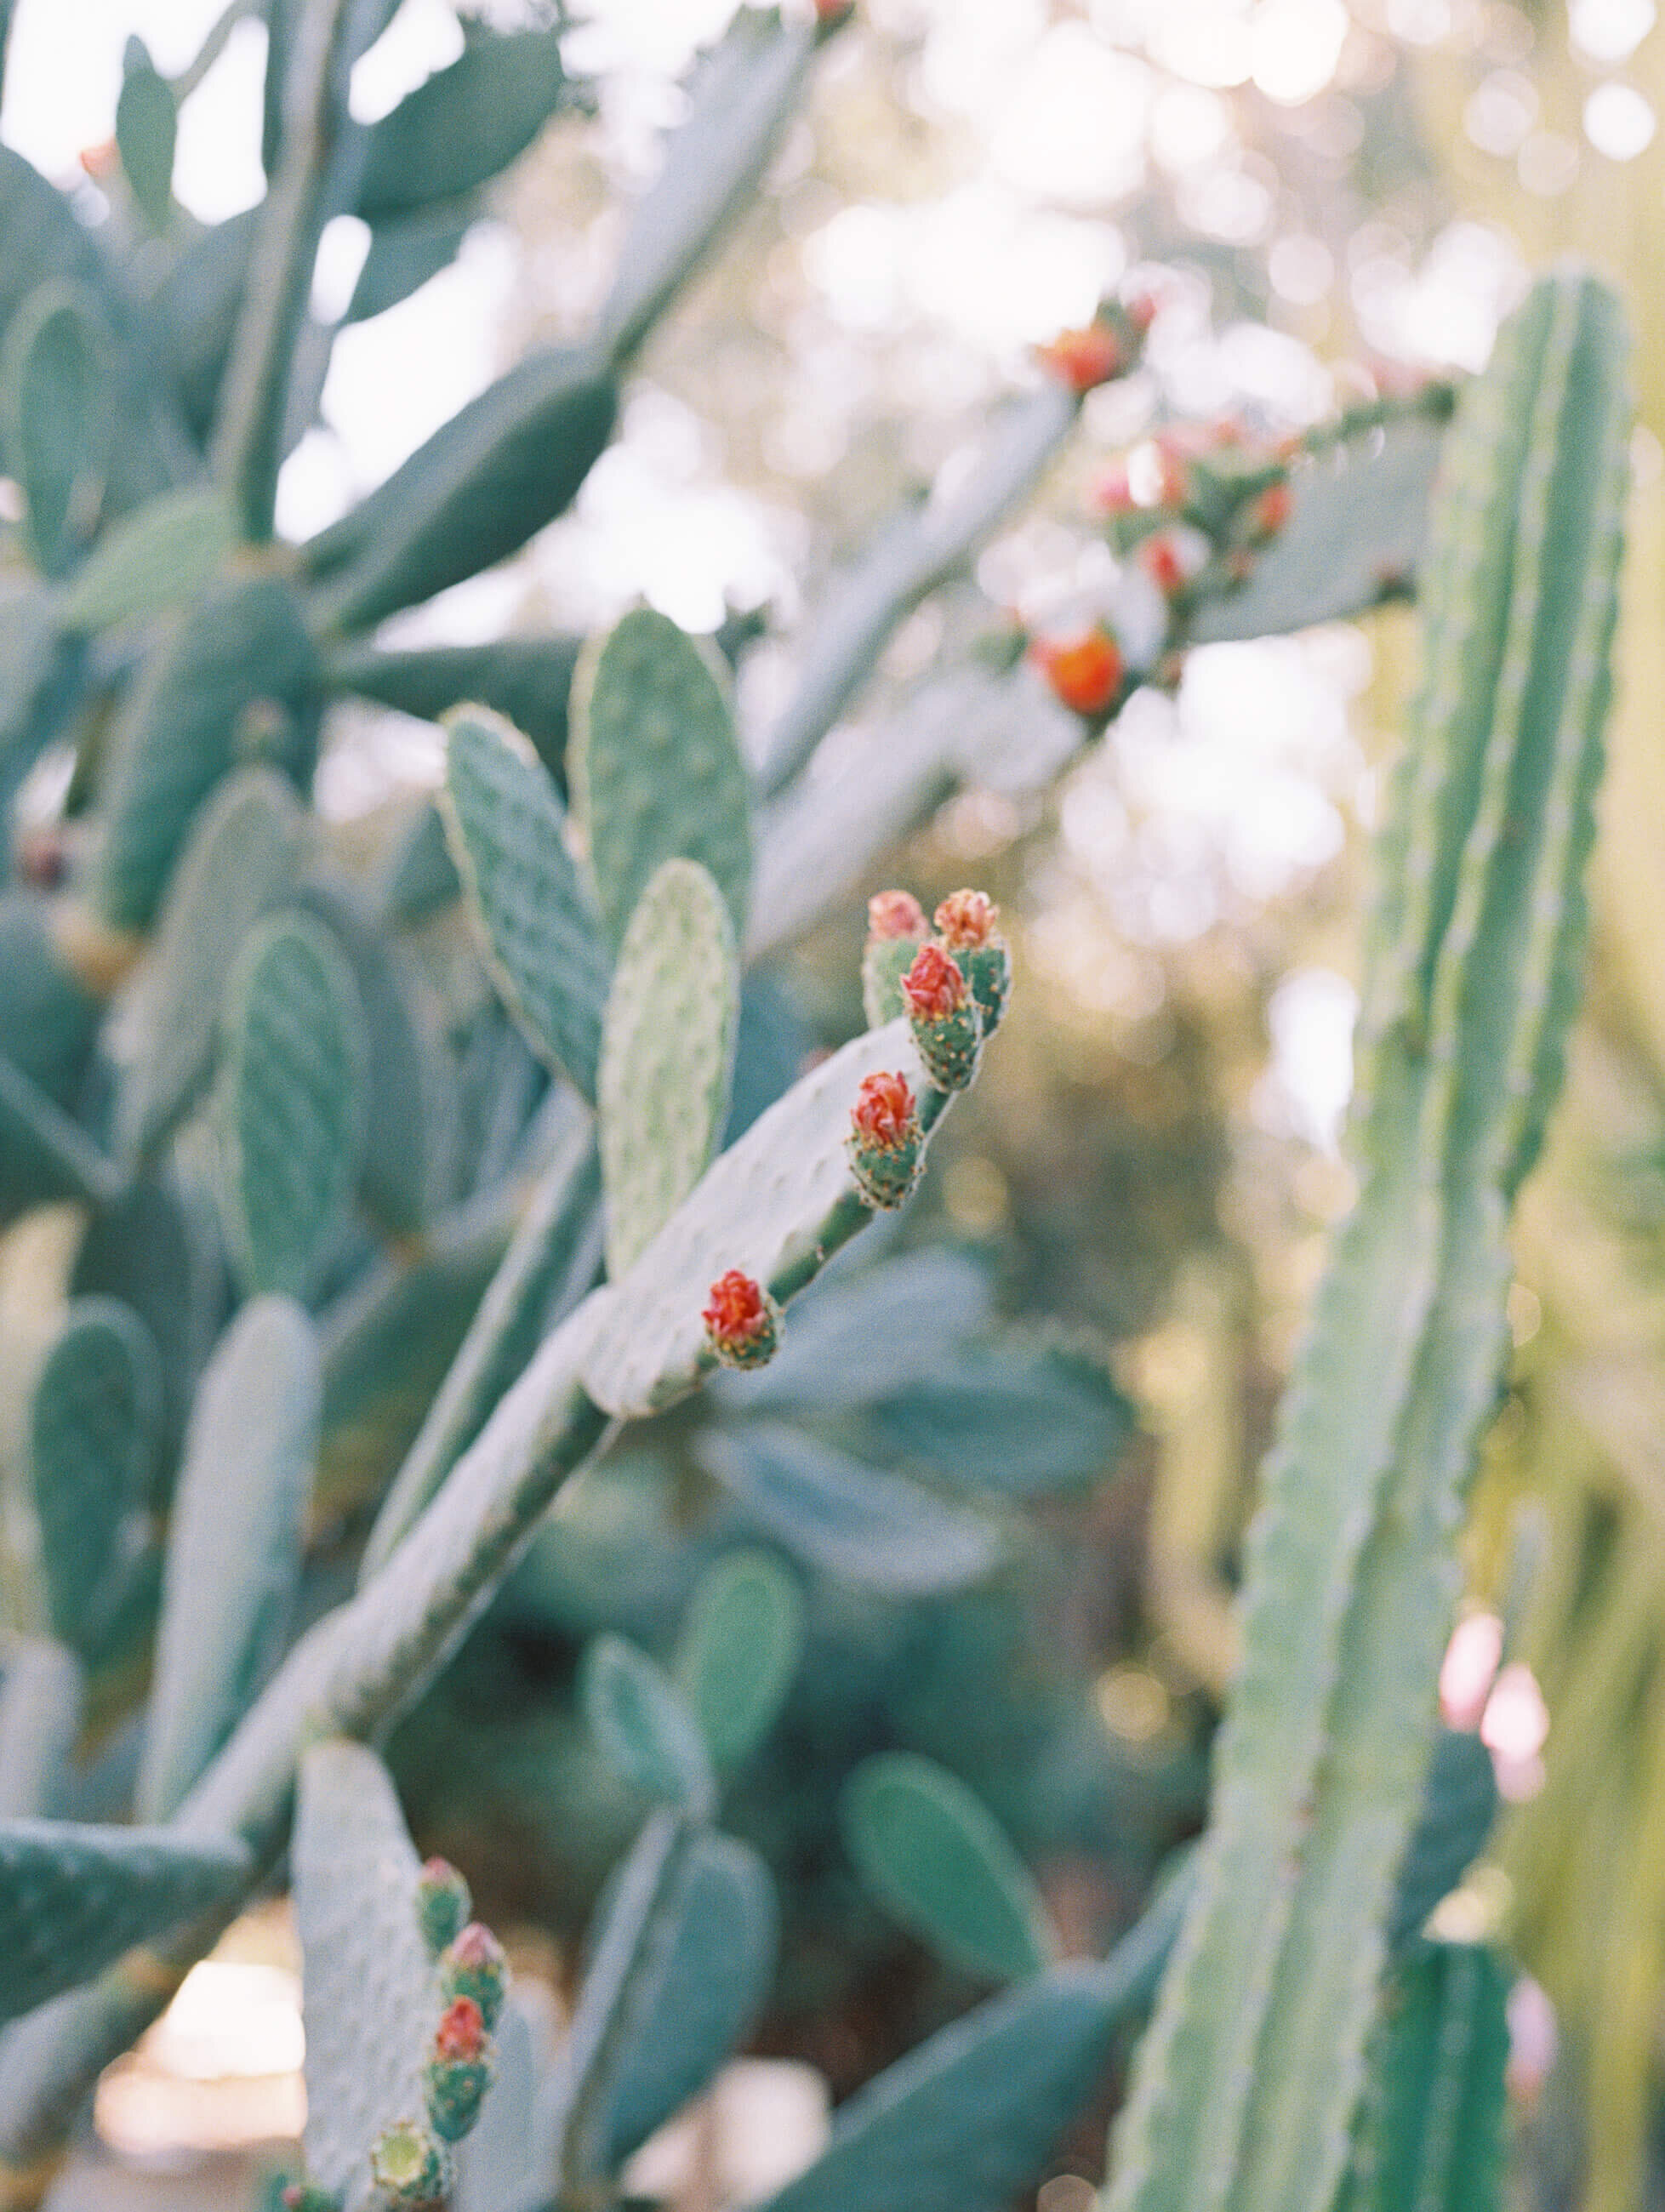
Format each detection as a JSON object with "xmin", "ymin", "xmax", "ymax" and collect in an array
[{"xmin": 1101, "ymin": 267, "xmax": 1628, "ymax": 2212}]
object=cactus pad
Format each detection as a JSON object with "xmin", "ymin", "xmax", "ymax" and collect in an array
[
  {"xmin": 0, "ymin": 1817, "xmax": 249, "ymax": 2025},
  {"xmin": 292, "ymin": 1742, "xmax": 441, "ymax": 2205},
  {"xmin": 136, "ymin": 1298, "xmax": 319, "ymax": 1821},
  {"xmin": 568, "ymin": 607, "xmax": 752, "ymax": 952},
  {"xmin": 26, "ymin": 1297, "xmax": 163, "ymax": 1661},
  {"xmin": 441, "ymin": 706, "xmax": 612, "ymax": 1100},
  {"xmin": 118, "ymin": 767, "xmax": 302, "ymax": 1163},
  {"xmin": 673, "ymin": 1548, "xmax": 805, "ymax": 1770},
  {"xmin": 842, "ymin": 1753, "xmax": 1055, "ymax": 1984},
  {"xmin": 580, "ymin": 1634, "xmax": 716, "ymax": 1816},
  {"xmin": 211, "ymin": 909, "xmax": 368, "ymax": 1301},
  {"xmin": 598, "ymin": 857, "xmax": 739, "ymax": 1278}
]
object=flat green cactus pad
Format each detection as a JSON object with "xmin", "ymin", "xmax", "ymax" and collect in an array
[
  {"xmin": 93, "ymin": 574, "xmax": 317, "ymax": 931},
  {"xmin": 60, "ymin": 487, "xmax": 237, "ymax": 635},
  {"xmin": 0, "ymin": 1818, "xmax": 249, "ymax": 2024},
  {"xmin": 212, "ymin": 909, "xmax": 368, "ymax": 1301},
  {"xmin": 673, "ymin": 1548, "xmax": 804, "ymax": 1771},
  {"xmin": 293, "ymin": 1741, "xmax": 437, "ymax": 2204},
  {"xmin": 442, "ymin": 705, "xmax": 612, "ymax": 1100},
  {"xmin": 136, "ymin": 1297, "xmax": 319, "ymax": 1821},
  {"xmin": 569, "ymin": 607, "xmax": 752, "ymax": 953},
  {"xmin": 28, "ymin": 1297, "xmax": 163, "ymax": 1661},
  {"xmin": 842, "ymin": 1753, "xmax": 1055, "ymax": 1985},
  {"xmin": 759, "ymin": 1964, "xmax": 1128, "ymax": 2212},
  {"xmin": 598, "ymin": 856, "xmax": 739, "ymax": 1278},
  {"xmin": 602, "ymin": 1827, "xmax": 778, "ymax": 2168},
  {"xmin": 581, "ymin": 1633, "xmax": 715, "ymax": 1816},
  {"xmin": 2, "ymin": 278, "xmax": 114, "ymax": 576},
  {"xmin": 696, "ymin": 1421, "xmax": 1001, "ymax": 1596},
  {"xmin": 118, "ymin": 767, "xmax": 302, "ymax": 1163}
]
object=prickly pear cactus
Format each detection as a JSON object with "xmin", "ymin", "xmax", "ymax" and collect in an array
[
  {"xmin": 0, "ymin": 0, "xmax": 1631, "ymax": 2202},
  {"xmin": 291, "ymin": 1741, "xmax": 505, "ymax": 2209}
]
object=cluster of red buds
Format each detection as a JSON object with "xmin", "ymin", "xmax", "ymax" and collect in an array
[{"xmin": 1025, "ymin": 418, "xmax": 1303, "ymax": 723}]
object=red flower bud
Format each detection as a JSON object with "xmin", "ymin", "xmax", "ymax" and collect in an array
[
  {"xmin": 702, "ymin": 1270, "xmax": 782, "ymax": 1369},
  {"xmin": 847, "ymin": 1072, "xmax": 924, "ymax": 1208},
  {"xmin": 1140, "ymin": 533, "xmax": 1189, "ymax": 598},
  {"xmin": 433, "ymin": 1997, "xmax": 486, "ymax": 2064},
  {"xmin": 867, "ymin": 889, "xmax": 927, "ymax": 941},
  {"xmin": 852, "ymin": 1071, "xmax": 918, "ymax": 1152},
  {"xmin": 1029, "ymin": 626, "xmax": 1125, "ymax": 718},
  {"xmin": 901, "ymin": 944, "xmax": 969, "ymax": 1022},
  {"xmin": 1036, "ymin": 322, "xmax": 1124, "ymax": 394},
  {"xmin": 1252, "ymin": 480, "xmax": 1292, "ymax": 539}
]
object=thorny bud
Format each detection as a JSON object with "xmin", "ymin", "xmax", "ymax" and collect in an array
[
  {"xmin": 902, "ymin": 945, "xmax": 982, "ymax": 1092},
  {"xmin": 281, "ymin": 2186, "xmax": 342, "ymax": 2212},
  {"xmin": 416, "ymin": 1857, "xmax": 471, "ymax": 1958},
  {"xmin": 703, "ymin": 1270, "xmax": 783, "ymax": 1371},
  {"xmin": 438, "ymin": 1922, "xmax": 508, "ymax": 2032},
  {"xmin": 368, "ymin": 2121, "xmax": 452, "ymax": 2206},
  {"xmin": 425, "ymin": 2002, "xmax": 493, "ymax": 2144},
  {"xmin": 867, "ymin": 888, "xmax": 927, "ymax": 941},
  {"xmin": 933, "ymin": 890, "xmax": 998, "ymax": 951},
  {"xmin": 1029, "ymin": 625, "xmax": 1125, "ymax": 720},
  {"xmin": 935, "ymin": 891, "xmax": 1012, "ymax": 1035},
  {"xmin": 901, "ymin": 943, "xmax": 968, "ymax": 1022},
  {"xmin": 847, "ymin": 1071, "xmax": 924, "ymax": 1211},
  {"xmin": 862, "ymin": 890, "xmax": 929, "ymax": 1025},
  {"xmin": 432, "ymin": 1997, "xmax": 487, "ymax": 2064}
]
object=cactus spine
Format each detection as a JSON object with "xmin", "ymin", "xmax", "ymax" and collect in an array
[{"xmin": 1102, "ymin": 268, "xmax": 1628, "ymax": 2212}]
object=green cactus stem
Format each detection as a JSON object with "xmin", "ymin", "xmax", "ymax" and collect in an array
[{"xmin": 1100, "ymin": 265, "xmax": 1628, "ymax": 2212}]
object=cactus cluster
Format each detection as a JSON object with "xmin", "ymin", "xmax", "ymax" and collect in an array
[{"xmin": 0, "ymin": 0, "xmax": 1634, "ymax": 2205}]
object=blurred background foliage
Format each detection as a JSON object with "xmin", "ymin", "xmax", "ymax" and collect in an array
[{"xmin": 8, "ymin": 0, "xmax": 1665, "ymax": 2203}]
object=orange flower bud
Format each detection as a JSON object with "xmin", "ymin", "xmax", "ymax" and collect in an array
[
  {"xmin": 1037, "ymin": 323, "xmax": 1124, "ymax": 394},
  {"xmin": 934, "ymin": 890, "xmax": 999, "ymax": 950},
  {"xmin": 1030, "ymin": 626, "xmax": 1124, "ymax": 718}
]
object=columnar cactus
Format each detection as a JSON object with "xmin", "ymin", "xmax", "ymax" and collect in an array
[{"xmin": 1100, "ymin": 267, "xmax": 1628, "ymax": 2212}]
